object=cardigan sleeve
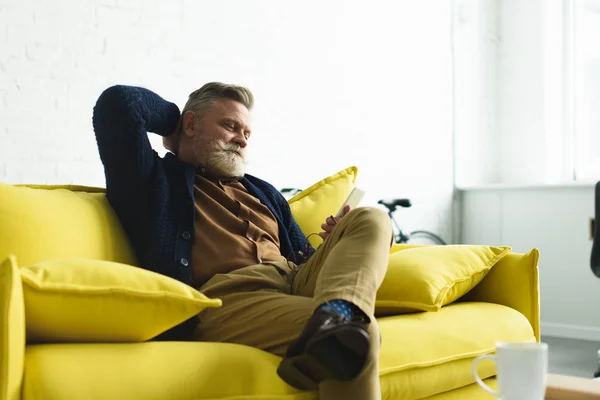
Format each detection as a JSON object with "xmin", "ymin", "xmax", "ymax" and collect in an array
[{"xmin": 92, "ymin": 85, "xmax": 180, "ymax": 191}]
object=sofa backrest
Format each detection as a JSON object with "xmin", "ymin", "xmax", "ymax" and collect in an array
[
  {"xmin": 0, "ymin": 166, "xmax": 358, "ymax": 268},
  {"xmin": 0, "ymin": 183, "xmax": 138, "ymax": 268}
]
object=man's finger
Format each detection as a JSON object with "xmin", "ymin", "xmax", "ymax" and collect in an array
[
  {"xmin": 319, "ymin": 231, "xmax": 328, "ymax": 240},
  {"xmin": 321, "ymin": 224, "xmax": 333, "ymax": 233}
]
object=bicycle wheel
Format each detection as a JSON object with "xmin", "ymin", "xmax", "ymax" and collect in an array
[{"xmin": 407, "ymin": 230, "xmax": 446, "ymax": 245}]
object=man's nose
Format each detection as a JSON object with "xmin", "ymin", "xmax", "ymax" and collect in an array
[{"xmin": 234, "ymin": 134, "xmax": 247, "ymax": 148}]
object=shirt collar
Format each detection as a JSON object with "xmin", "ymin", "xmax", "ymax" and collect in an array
[{"xmin": 196, "ymin": 165, "xmax": 243, "ymax": 184}]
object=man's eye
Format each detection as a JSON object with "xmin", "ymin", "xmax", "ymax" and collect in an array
[{"xmin": 223, "ymin": 123, "xmax": 235, "ymax": 130}]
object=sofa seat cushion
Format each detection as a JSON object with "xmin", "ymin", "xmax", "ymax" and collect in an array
[
  {"xmin": 378, "ymin": 302, "xmax": 535, "ymax": 399},
  {"xmin": 23, "ymin": 341, "xmax": 311, "ymax": 400},
  {"xmin": 422, "ymin": 377, "xmax": 498, "ymax": 399},
  {"xmin": 22, "ymin": 303, "xmax": 534, "ymax": 400}
]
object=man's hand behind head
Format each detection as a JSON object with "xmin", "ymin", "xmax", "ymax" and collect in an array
[{"xmin": 163, "ymin": 124, "xmax": 181, "ymax": 154}]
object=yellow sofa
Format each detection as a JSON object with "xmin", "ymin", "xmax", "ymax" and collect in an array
[{"xmin": 0, "ymin": 168, "xmax": 540, "ymax": 400}]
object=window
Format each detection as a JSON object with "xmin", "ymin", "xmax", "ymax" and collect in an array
[{"xmin": 573, "ymin": 0, "xmax": 600, "ymax": 180}]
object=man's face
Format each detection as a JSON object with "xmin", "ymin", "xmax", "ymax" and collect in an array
[{"xmin": 187, "ymin": 99, "xmax": 252, "ymax": 177}]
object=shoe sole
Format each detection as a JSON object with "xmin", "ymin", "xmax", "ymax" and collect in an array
[{"xmin": 277, "ymin": 325, "xmax": 370, "ymax": 391}]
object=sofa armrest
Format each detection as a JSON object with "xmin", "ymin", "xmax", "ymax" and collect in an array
[
  {"xmin": 461, "ymin": 249, "xmax": 541, "ymax": 341},
  {"xmin": 0, "ymin": 255, "xmax": 25, "ymax": 400}
]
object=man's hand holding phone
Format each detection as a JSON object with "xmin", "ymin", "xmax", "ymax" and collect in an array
[
  {"xmin": 318, "ymin": 187, "xmax": 366, "ymax": 241},
  {"xmin": 318, "ymin": 205, "xmax": 352, "ymax": 241}
]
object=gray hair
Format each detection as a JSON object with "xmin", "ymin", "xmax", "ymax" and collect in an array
[
  {"xmin": 165, "ymin": 82, "xmax": 254, "ymax": 154},
  {"xmin": 182, "ymin": 82, "xmax": 254, "ymax": 121}
]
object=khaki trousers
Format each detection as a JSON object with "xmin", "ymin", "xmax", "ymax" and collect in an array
[{"xmin": 194, "ymin": 207, "xmax": 393, "ymax": 400}]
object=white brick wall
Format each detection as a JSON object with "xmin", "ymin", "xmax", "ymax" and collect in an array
[{"xmin": 1, "ymin": 0, "xmax": 456, "ymax": 240}]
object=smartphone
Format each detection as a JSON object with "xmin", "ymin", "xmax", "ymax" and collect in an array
[{"xmin": 336, "ymin": 187, "xmax": 366, "ymax": 217}]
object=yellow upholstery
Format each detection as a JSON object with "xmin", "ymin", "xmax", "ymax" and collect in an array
[
  {"xmin": 0, "ymin": 256, "xmax": 24, "ymax": 400},
  {"xmin": 376, "ymin": 245, "xmax": 511, "ymax": 314},
  {"xmin": 19, "ymin": 258, "xmax": 221, "ymax": 343},
  {"xmin": 21, "ymin": 303, "xmax": 533, "ymax": 400},
  {"xmin": 460, "ymin": 248, "xmax": 541, "ymax": 341},
  {"xmin": 423, "ymin": 378, "xmax": 497, "ymax": 399},
  {"xmin": 23, "ymin": 342, "xmax": 311, "ymax": 400},
  {"xmin": 390, "ymin": 243, "xmax": 431, "ymax": 253},
  {"xmin": 378, "ymin": 303, "xmax": 534, "ymax": 399},
  {"xmin": 0, "ymin": 183, "xmax": 137, "ymax": 267},
  {"xmin": 288, "ymin": 166, "xmax": 357, "ymax": 248}
]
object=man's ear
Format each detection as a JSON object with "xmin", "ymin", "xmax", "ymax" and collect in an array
[{"xmin": 182, "ymin": 111, "xmax": 197, "ymax": 137}]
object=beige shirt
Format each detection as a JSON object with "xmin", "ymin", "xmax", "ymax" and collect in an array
[{"xmin": 191, "ymin": 171, "xmax": 286, "ymax": 287}]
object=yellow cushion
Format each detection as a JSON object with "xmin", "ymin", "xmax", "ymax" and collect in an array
[
  {"xmin": 288, "ymin": 166, "xmax": 358, "ymax": 248},
  {"xmin": 21, "ymin": 303, "xmax": 533, "ymax": 400},
  {"xmin": 0, "ymin": 183, "xmax": 137, "ymax": 267},
  {"xmin": 0, "ymin": 256, "xmax": 25, "ymax": 400},
  {"xmin": 375, "ymin": 245, "xmax": 511, "ymax": 314},
  {"xmin": 19, "ymin": 258, "xmax": 222, "ymax": 343}
]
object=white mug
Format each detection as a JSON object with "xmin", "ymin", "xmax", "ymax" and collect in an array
[{"xmin": 472, "ymin": 341, "xmax": 548, "ymax": 400}]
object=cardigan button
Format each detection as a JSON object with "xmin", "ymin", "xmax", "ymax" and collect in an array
[
  {"xmin": 181, "ymin": 231, "xmax": 191, "ymax": 240},
  {"xmin": 179, "ymin": 258, "xmax": 189, "ymax": 267}
]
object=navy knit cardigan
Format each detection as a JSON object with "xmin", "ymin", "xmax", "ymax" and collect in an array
[{"xmin": 92, "ymin": 85, "xmax": 315, "ymax": 338}]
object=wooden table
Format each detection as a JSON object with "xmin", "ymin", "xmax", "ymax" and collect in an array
[{"xmin": 545, "ymin": 374, "xmax": 600, "ymax": 399}]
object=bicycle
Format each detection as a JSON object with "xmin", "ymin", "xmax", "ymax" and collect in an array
[
  {"xmin": 377, "ymin": 198, "xmax": 446, "ymax": 245},
  {"xmin": 280, "ymin": 188, "xmax": 447, "ymax": 245}
]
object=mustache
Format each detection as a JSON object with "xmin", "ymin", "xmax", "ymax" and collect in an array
[{"xmin": 217, "ymin": 141, "xmax": 245, "ymax": 157}]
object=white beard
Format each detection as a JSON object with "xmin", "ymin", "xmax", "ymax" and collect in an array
[
  {"xmin": 207, "ymin": 150, "xmax": 246, "ymax": 177},
  {"xmin": 203, "ymin": 140, "xmax": 247, "ymax": 177}
]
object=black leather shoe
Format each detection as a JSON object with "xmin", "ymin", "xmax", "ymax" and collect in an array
[{"xmin": 277, "ymin": 307, "xmax": 371, "ymax": 391}]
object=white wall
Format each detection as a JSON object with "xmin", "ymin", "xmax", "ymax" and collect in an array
[
  {"xmin": 460, "ymin": 185, "xmax": 600, "ymax": 341},
  {"xmin": 0, "ymin": 0, "xmax": 455, "ymax": 242}
]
